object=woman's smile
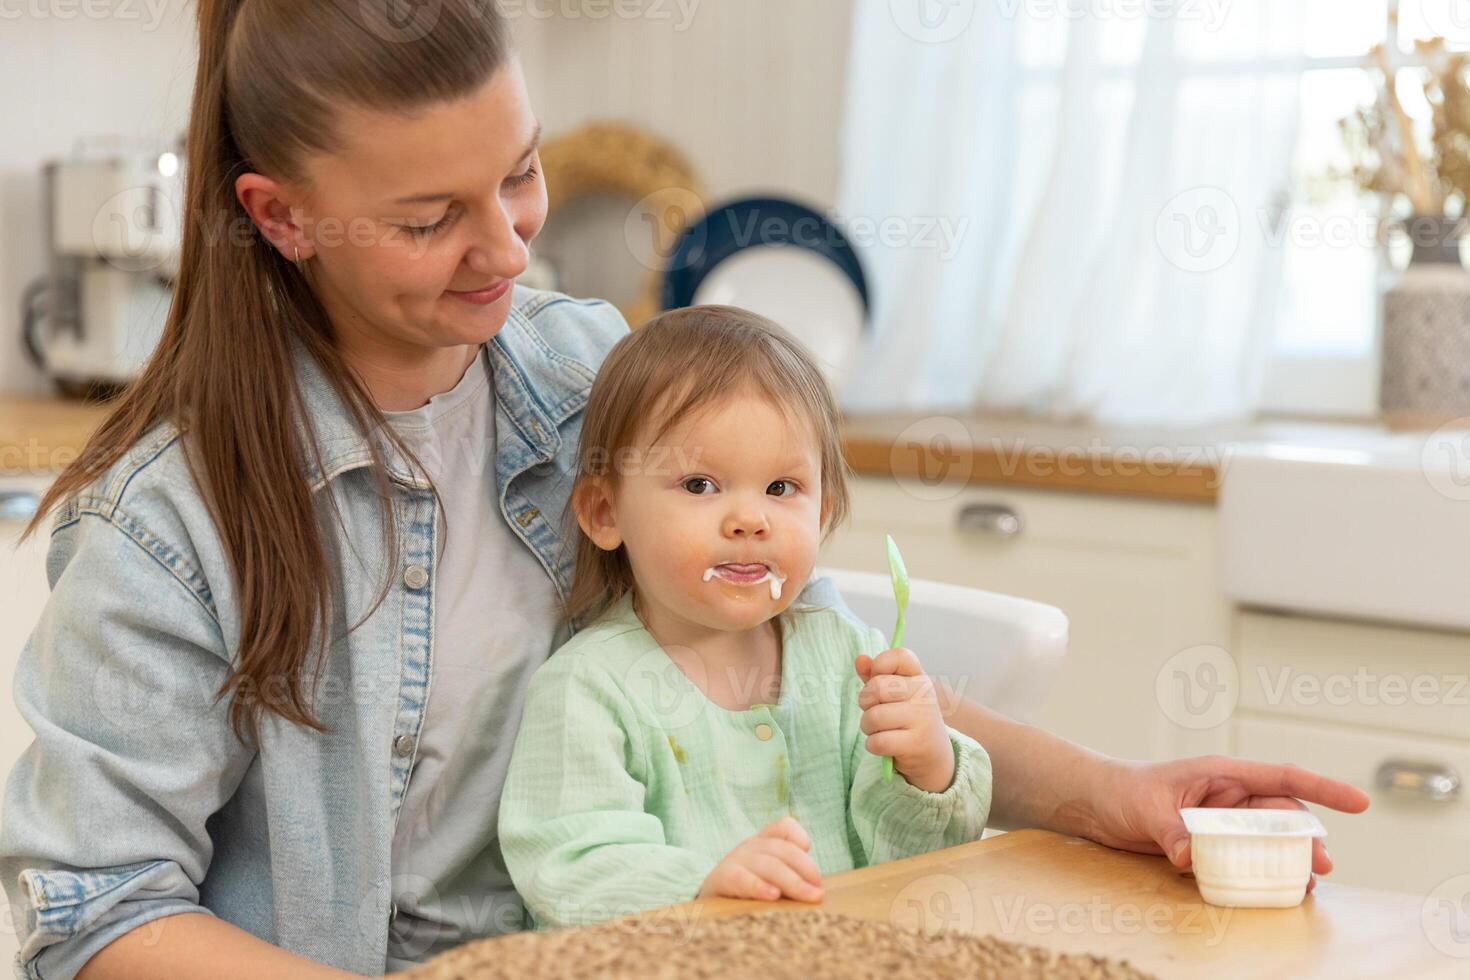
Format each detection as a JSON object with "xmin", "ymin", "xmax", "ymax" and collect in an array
[{"xmin": 446, "ymin": 278, "xmax": 513, "ymax": 305}]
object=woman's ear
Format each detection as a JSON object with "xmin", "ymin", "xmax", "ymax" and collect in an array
[
  {"xmin": 574, "ymin": 477, "xmax": 623, "ymax": 552},
  {"xmin": 235, "ymin": 172, "xmax": 314, "ymax": 262}
]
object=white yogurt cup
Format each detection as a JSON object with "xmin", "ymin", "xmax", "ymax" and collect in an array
[{"xmin": 1180, "ymin": 807, "xmax": 1327, "ymax": 908}]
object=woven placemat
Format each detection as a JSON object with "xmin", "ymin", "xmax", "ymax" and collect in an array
[{"xmin": 398, "ymin": 909, "xmax": 1155, "ymax": 980}]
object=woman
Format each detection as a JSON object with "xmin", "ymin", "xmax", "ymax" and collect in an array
[{"xmin": 0, "ymin": 1, "xmax": 1368, "ymax": 977}]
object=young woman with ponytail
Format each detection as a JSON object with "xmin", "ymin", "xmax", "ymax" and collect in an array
[{"xmin": 0, "ymin": 0, "xmax": 1368, "ymax": 976}]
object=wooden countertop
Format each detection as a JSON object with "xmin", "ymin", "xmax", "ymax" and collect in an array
[
  {"xmin": 838, "ymin": 411, "xmax": 1418, "ymax": 504},
  {"xmin": 0, "ymin": 395, "xmax": 111, "ymax": 477},
  {"xmin": 0, "ymin": 395, "xmax": 1411, "ymax": 505},
  {"xmin": 622, "ymin": 829, "xmax": 1447, "ymax": 978}
]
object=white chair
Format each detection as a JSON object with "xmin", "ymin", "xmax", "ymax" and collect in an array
[{"xmin": 814, "ymin": 567, "xmax": 1069, "ymax": 723}]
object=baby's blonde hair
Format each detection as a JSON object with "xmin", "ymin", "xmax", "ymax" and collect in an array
[{"xmin": 563, "ymin": 305, "xmax": 853, "ymax": 629}]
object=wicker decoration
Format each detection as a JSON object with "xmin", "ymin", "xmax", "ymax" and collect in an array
[{"xmin": 539, "ymin": 122, "xmax": 706, "ymax": 327}]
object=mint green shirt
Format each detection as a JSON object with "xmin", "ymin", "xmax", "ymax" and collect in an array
[{"xmin": 499, "ymin": 591, "xmax": 993, "ymax": 928}]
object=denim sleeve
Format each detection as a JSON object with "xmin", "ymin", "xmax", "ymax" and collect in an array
[{"xmin": 1, "ymin": 508, "xmax": 252, "ymax": 980}]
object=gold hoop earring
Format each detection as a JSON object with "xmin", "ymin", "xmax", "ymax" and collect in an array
[{"xmin": 293, "ymin": 245, "xmax": 302, "ymax": 268}]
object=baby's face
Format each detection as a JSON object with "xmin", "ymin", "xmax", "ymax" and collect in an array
[{"xmin": 605, "ymin": 390, "xmax": 825, "ymax": 633}]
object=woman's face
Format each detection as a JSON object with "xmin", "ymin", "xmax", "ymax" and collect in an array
[{"xmin": 240, "ymin": 58, "xmax": 546, "ymax": 352}]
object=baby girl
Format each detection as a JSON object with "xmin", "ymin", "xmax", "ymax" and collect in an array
[{"xmin": 499, "ymin": 305, "xmax": 992, "ymax": 928}]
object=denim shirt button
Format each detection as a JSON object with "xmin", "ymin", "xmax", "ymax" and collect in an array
[
  {"xmin": 403, "ymin": 564, "xmax": 429, "ymax": 590},
  {"xmin": 393, "ymin": 734, "xmax": 415, "ymax": 757}
]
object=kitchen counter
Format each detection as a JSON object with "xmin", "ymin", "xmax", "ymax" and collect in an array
[
  {"xmin": 0, "ymin": 394, "xmax": 1420, "ymax": 504},
  {"xmin": 0, "ymin": 395, "xmax": 111, "ymax": 476},
  {"xmin": 406, "ymin": 829, "xmax": 1450, "ymax": 978},
  {"xmin": 839, "ymin": 411, "xmax": 1424, "ymax": 504}
]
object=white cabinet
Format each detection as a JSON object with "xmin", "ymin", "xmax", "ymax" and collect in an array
[
  {"xmin": 819, "ymin": 477, "xmax": 1231, "ymax": 761},
  {"xmin": 1232, "ymin": 609, "xmax": 1470, "ymax": 895}
]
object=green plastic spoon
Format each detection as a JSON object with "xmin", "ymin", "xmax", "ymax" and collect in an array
[{"xmin": 882, "ymin": 534, "xmax": 910, "ymax": 783}]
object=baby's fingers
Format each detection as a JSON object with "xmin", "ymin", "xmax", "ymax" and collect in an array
[
  {"xmin": 754, "ymin": 838, "xmax": 824, "ymax": 889},
  {"xmin": 859, "ymin": 700, "xmax": 914, "ymax": 735},
  {"xmin": 757, "ymin": 815, "xmax": 812, "ymax": 852},
  {"xmin": 870, "ymin": 646, "xmax": 924, "ymax": 678},
  {"xmin": 748, "ymin": 852, "xmax": 824, "ymax": 903},
  {"xmin": 724, "ymin": 864, "xmax": 782, "ymax": 902}
]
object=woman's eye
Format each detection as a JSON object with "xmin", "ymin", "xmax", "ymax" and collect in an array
[
  {"xmin": 682, "ymin": 477, "xmax": 715, "ymax": 495},
  {"xmin": 506, "ymin": 164, "xmax": 539, "ymax": 189},
  {"xmin": 406, "ymin": 213, "xmax": 455, "ymax": 237},
  {"xmin": 767, "ymin": 480, "xmax": 797, "ymax": 497}
]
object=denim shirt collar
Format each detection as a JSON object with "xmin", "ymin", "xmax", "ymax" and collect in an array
[{"xmin": 293, "ymin": 300, "xmax": 593, "ymax": 498}]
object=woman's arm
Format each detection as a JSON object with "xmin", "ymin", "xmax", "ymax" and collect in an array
[
  {"xmin": 935, "ymin": 683, "xmax": 1372, "ymax": 884},
  {"xmin": 77, "ymin": 914, "xmax": 354, "ymax": 980},
  {"xmin": 934, "ymin": 688, "xmax": 1112, "ymax": 835},
  {"xmin": 2, "ymin": 513, "xmax": 259, "ymax": 978}
]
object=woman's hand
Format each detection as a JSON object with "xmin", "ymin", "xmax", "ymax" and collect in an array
[
  {"xmin": 1074, "ymin": 756, "xmax": 1372, "ymax": 892},
  {"xmin": 698, "ymin": 816, "xmax": 825, "ymax": 903},
  {"xmin": 855, "ymin": 647, "xmax": 955, "ymax": 793}
]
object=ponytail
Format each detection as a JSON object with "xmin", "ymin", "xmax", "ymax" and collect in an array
[{"xmin": 29, "ymin": 0, "xmax": 513, "ymax": 744}]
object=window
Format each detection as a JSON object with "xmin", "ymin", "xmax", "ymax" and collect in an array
[
  {"xmin": 1267, "ymin": 1, "xmax": 1457, "ymax": 417},
  {"xmin": 1013, "ymin": 2, "xmax": 1450, "ymax": 419}
]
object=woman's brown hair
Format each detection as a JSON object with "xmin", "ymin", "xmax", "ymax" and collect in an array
[
  {"xmin": 564, "ymin": 305, "xmax": 853, "ymax": 629},
  {"xmin": 24, "ymin": 0, "xmax": 513, "ymax": 743}
]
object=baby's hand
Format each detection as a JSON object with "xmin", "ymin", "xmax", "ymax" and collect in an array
[
  {"xmin": 697, "ymin": 816, "xmax": 824, "ymax": 903},
  {"xmin": 855, "ymin": 647, "xmax": 956, "ymax": 793}
]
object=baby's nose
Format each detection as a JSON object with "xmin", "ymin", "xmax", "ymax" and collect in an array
[{"xmin": 722, "ymin": 510, "xmax": 770, "ymax": 538}]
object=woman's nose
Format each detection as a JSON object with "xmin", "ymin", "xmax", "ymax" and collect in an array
[{"xmin": 464, "ymin": 202, "xmax": 530, "ymax": 279}]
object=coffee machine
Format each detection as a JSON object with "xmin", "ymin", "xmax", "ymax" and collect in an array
[{"xmin": 22, "ymin": 138, "xmax": 184, "ymax": 395}]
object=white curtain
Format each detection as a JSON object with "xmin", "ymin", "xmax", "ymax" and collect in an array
[{"xmin": 835, "ymin": 0, "xmax": 1305, "ymax": 426}]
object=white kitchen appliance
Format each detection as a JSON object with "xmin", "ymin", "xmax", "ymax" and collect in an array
[{"xmin": 22, "ymin": 138, "xmax": 184, "ymax": 393}]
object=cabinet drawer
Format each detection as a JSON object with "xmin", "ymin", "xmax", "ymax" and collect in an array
[
  {"xmin": 1235, "ymin": 713, "xmax": 1470, "ymax": 895},
  {"xmin": 1238, "ymin": 611, "xmax": 1470, "ymax": 743}
]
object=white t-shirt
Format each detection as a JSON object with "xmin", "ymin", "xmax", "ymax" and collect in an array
[{"xmin": 381, "ymin": 345, "xmax": 562, "ymax": 968}]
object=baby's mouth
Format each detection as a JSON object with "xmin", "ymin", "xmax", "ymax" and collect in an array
[{"xmin": 702, "ymin": 561, "xmax": 787, "ymax": 600}]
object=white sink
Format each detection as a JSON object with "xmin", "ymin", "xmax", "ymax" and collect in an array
[{"xmin": 1219, "ymin": 429, "xmax": 1470, "ymax": 633}]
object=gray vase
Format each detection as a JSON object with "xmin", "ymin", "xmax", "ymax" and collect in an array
[{"xmin": 1380, "ymin": 215, "xmax": 1470, "ymax": 425}]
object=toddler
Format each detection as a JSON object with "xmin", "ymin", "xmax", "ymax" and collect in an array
[{"xmin": 499, "ymin": 305, "xmax": 992, "ymax": 928}]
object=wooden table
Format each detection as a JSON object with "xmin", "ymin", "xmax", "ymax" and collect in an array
[{"xmin": 647, "ymin": 829, "xmax": 1456, "ymax": 978}]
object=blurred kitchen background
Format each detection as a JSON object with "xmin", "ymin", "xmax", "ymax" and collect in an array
[{"xmin": 6, "ymin": 0, "xmax": 1470, "ymax": 933}]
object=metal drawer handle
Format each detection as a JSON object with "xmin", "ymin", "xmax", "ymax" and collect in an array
[
  {"xmin": 955, "ymin": 502, "xmax": 1022, "ymax": 537},
  {"xmin": 1375, "ymin": 759, "xmax": 1460, "ymax": 803},
  {"xmin": 0, "ymin": 490, "xmax": 42, "ymax": 523}
]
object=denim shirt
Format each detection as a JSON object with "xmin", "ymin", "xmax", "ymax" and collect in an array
[{"xmin": 0, "ymin": 287, "xmax": 865, "ymax": 979}]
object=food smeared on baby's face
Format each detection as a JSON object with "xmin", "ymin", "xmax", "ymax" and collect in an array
[{"xmin": 612, "ymin": 388, "xmax": 824, "ymax": 634}]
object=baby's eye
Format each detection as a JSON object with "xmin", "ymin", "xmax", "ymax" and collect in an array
[
  {"xmin": 767, "ymin": 480, "xmax": 797, "ymax": 497},
  {"xmin": 682, "ymin": 477, "xmax": 716, "ymax": 495}
]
